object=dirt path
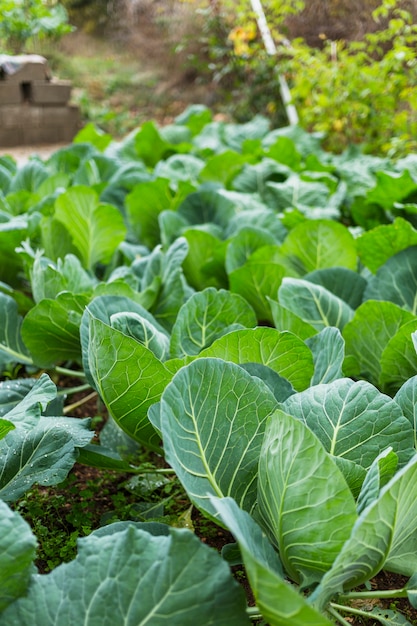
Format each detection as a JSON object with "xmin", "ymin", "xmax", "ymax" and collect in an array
[{"xmin": 0, "ymin": 143, "xmax": 66, "ymax": 165}]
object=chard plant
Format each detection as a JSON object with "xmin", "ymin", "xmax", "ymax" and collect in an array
[{"xmin": 2, "ymin": 106, "xmax": 417, "ymax": 623}]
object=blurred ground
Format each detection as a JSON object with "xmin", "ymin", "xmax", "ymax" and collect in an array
[{"xmin": 0, "ymin": 143, "xmax": 65, "ymax": 164}]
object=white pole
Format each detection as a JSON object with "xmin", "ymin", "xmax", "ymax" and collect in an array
[{"xmin": 249, "ymin": 0, "xmax": 299, "ymax": 125}]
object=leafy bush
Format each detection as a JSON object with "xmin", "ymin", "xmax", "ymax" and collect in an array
[
  {"xmin": 0, "ymin": 0, "xmax": 73, "ymax": 53},
  {"xmin": 182, "ymin": 0, "xmax": 417, "ymax": 155},
  {"xmin": 284, "ymin": 2, "xmax": 417, "ymax": 155}
]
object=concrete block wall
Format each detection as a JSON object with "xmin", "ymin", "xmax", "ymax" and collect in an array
[{"xmin": 0, "ymin": 54, "xmax": 80, "ymax": 147}]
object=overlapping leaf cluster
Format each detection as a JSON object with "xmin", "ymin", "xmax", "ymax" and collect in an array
[{"xmin": 2, "ymin": 106, "xmax": 417, "ymax": 624}]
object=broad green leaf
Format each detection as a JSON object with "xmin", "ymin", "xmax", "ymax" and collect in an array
[
  {"xmin": 182, "ymin": 229, "xmax": 226, "ymax": 290},
  {"xmin": 222, "ymin": 114, "xmax": 270, "ymax": 150},
  {"xmin": 211, "ymin": 497, "xmax": 331, "ymax": 626},
  {"xmin": 21, "ymin": 293, "xmax": 88, "ymax": 368},
  {"xmin": 366, "ymin": 169, "xmax": 417, "ymax": 210},
  {"xmin": 158, "ymin": 358, "xmax": 278, "ymax": 519},
  {"xmin": 280, "ymin": 219, "xmax": 357, "ymax": 273},
  {"xmin": 125, "ymin": 178, "xmax": 172, "ymax": 249},
  {"xmin": 363, "ymin": 246, "xmax": 417, "ymax": 313},
  {"xmin": 39, "ymin": 214, "xmax": 80, "ymax": 263},
  {"xmin": 379, "ymin": 320, "xmax": 417, "ymax": 394},
  {"xmin": 306, "ymin": 327, "xmax": 345, "ymax": 385},
  {"xmin": 350, "ymin": 196, "xmax": 389, "ymax": 229},
  {"xmin": 0, "ymin": 219, "xmax": 29, "ymax": 286},
  {"xmin": 282, "ymin": 378, "xmax": 414, "ymax": 470},
  {"xmin": 278, "ymin": 278, "xmax": 354, "ymax": 331},
  {"xmin": 240, "ymin": 363, "xmax": 296, "ymax": 402},
  {"xmin": 232, "ymin": 157, "xmax": 291, "ymax": 193},
  {"xmin": 3, "ymin": 373, "xmax": 56, "ymax": 429},
  {"xmin": 1, "ymin": 526, "xmax": 250, "ymax": 626},
  {"xmin": 263, "ymin": 176, "xmax": 330, "ymax": 211},
  {"xmin": 110, "ymin": 312, "xmax": 170, "ymax": 361},
  {"xmin": 0, "ymin": 164, "xmax": 12, "ymax": 196},
  {"xmin": 8, "ymin": 160, "xmax": 48, "ymax": 193},
  {"xmin": 158, "ymin": 209, "xmax": 189, "ymax": 246},
  {"xmin": 134, "ymin": 120, "xmax": 173, "ymax": 166},
  {"xmin": 87, "ymin": 314, "xmax": 171, "ymax": 451},
  {"xmin": 305, "ymin": 267, "xmax": 367, "ymax": 309},
  {"xmin": 177, "ymin": 188, "xmax": 235, "ymax": 233},
  {"xmin": 159, "ymin": 123, "xmax": 192, "ymax": 146},
  {"xmin": 46, "ymin": 143, "xmax": 97, "ymax": 174},
  {"xmin": 357, "ymin": 218, "xmax": 417, "ymax": 273},
  {"xmin": 0, "ymin": 500, "xmax": 37, "ymax": 613},
  {"xmin": 31, "ymin": 253, "xmax": 96, "ymax": 304},
  {"xmin": 406, "ymin": 573, "xmax": 417, "ymax": 609},
  {"xmin": 199, "ymin": 150, "xmax": 247, "ymax": 186},
  {"xmin": 154, "ymin": 154, "xmax": 204, "ymax": 186},
  {"xmin": 343, "ymin": 301, "xmax": 415, "ymax": 386},
  {"xmin": 54, "ymin": 186, "xmax": 127, "ymax": 270},
  {"xmin": 143, "ymin": 237, "xmax": 190, "ymax": 330},
  {"xmin": 99, "ymin": 414, "xmax": 140, "ymax": 459},
  {"xmin": 93, "ymin": 277, "xmax": 159, "ymax": 311},
  {"xmin": 80, "ymin": 295, "xmax": 165, "ymax": 387},
  {"xmin": 76, "ymin": 444, "xmax": 140, "ymax": 473},
  {"xmin": 200, "ymin": 328, "xmax": 314, "ymax": 392},
  {"xmin": 268, "ymin": 299, "xmax": 317, "ymax": 339},
  {"xmin": 225, "ymin": 227, "xmax": 278, "ymax": 273},
  {"xmin": 263, "ymin": 124, "xmax": 324, "ymax": 158},
  {"xmin": 73, "ymin": 122, "xmax": 112, "ymax": 151},
  {"xmin": 0, "ymin": 419, "xmax": 14, "ymax": 440},
  {"xmin": 258, "ymin": 409, "xmax": 357, "ymax": 586},
  {"xmin": 384, "ymin": 455, "xmax": 417, "ymax": 575},
  {"xmin": 0, "ymin": 293, "xmax": 32, "ymax": 366},
  {"xmin": 225, "ymin": 206, "xmax": 288, "ymax": 242},
  {"xmin": 312, "ymin": 456, "xmax": 417, "ymax": 610},
  {"xmin": 228, "ymin": 248, "xmax": 289, "ymax": 323},
  {"xmin": 394, "ymin": 375, "xmax": 417, "ymax": 449},
  {"xmin": 266, "ymin": 135, "xmax": 303, "ymax": 169},
  {"xmin": 356, "ymin": 448, "xmax": 398, "ymax": 515},
  {"xmin": 170, "ymin": 287, "xmax": 256, "ymax": 358},
  {"xmin": 175, "ymin": 103, "xmax": 212, "ymax": 135},
  {"xmin": 332, "ymin": 456, "xmax": 367, "ymax": 498},
  {"xmin": 72, "ymin": 154, "xmax": 118, "ymax": 187},
  {"xmin": 0, "ymin": 416, "xmax": 92, "ymax": 501}
]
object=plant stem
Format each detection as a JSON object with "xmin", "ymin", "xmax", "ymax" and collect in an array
[
  {"xmin": 327, "ymin": 605, "xmax": 354, "ymax": 626},
  {"xmin": 57, "ymin": 383, "xmax": 91, "ymax": 398},
  {"xmin": 246, "ymin": 606, "xmax": 262, "ymax": 620},
  {"xmin": 330, "ymin": 601, "xmax": 386, "ymax": 620},
  {"xmin": 340, "ymin": 588, "xmax": 407, "ymax": 600},
  {"xmin": 54, "ymin": 365, "xmax": 87, "ymax": 379},
  {"xmin": 63, "ymin": 390, "xmax": 97, "ymax": 414},
  {"xmin": 137, "ymin": 468, "xmax": 176, "ymax": 475}
]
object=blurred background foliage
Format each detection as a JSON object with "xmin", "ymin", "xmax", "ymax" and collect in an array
[{"xmin": 1, "ymin": 0, "xmax": 417, "ymax": 156}]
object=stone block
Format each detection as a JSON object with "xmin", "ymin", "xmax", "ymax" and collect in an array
[
  {"xmin": 22, "ymin": 126, "xmax": 62, "ymax": 145},
  {"xmin": 0, "ymin": 83, "xmax": 22, "ymax": 105},
  {"xmin": 0, "ymin": 103, "xmax": 81, "ymax": 146},
  {"xmin": 0, "ymin": 104, "xmax": 42, "ymax": 129},
  {"xmin": 0, "ymin": 54, "xmax": 50, "ymax": 83},
  {"xmin": 0, "ymin": 128, "xmax": 23, "ymax": 147},
  {"xmin": 30, "ymin": 80, "xmax": 72, "ymax": 105}
]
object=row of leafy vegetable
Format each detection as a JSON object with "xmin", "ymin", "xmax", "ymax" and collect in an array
[{"xmin": 2, "ymin": 105, "xmax": 417, "ymax": 624}]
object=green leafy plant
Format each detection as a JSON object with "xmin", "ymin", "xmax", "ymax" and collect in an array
[{"xmin": 2, "ymin": 108, "xmax": 417, "ymax": 623}]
